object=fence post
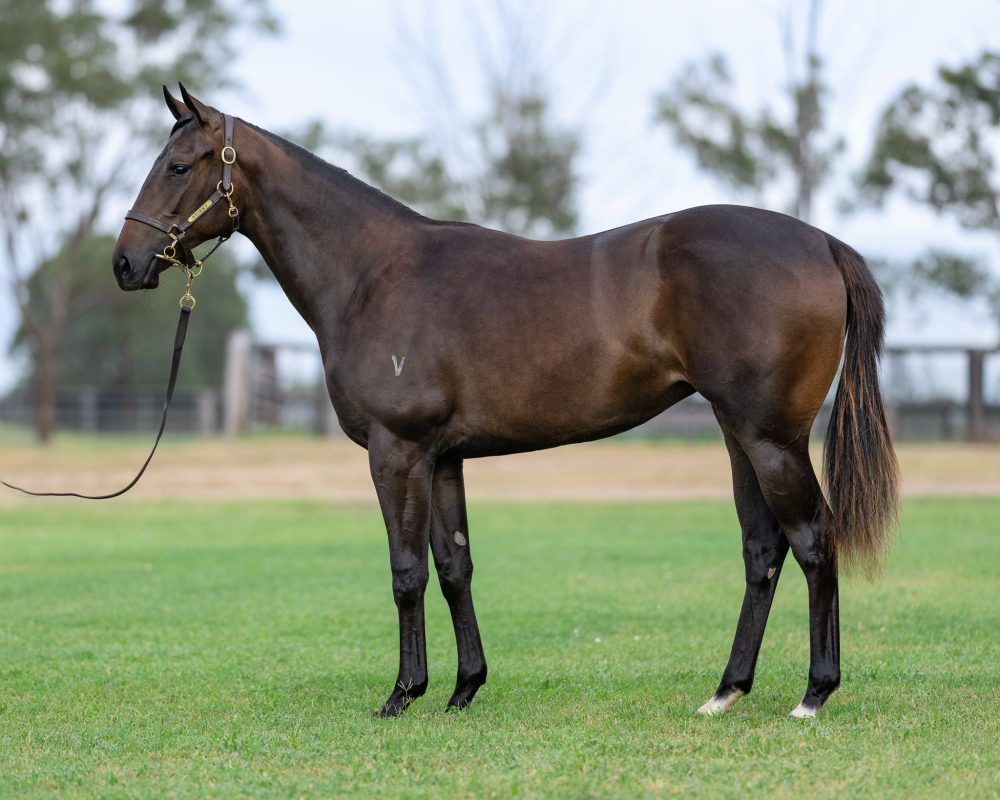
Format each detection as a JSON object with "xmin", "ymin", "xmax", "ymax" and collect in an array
[
  {"xmin": 968, "ymin": 349, "xmax": 986, "ymax": 443},
  {"xmin": 79, "ymin": 386, "xmax": 99, "ymax": 432},
  {"xmin": 223, "ymin": 330, "xmax": 252, "ymax": 437},
  {"xmin": 198, "ymin": 390, "xmax": 218, "ymax": 435}
]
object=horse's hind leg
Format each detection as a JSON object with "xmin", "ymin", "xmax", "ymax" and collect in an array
[
  {"xmin": 736, "ymin": 433, "xmax": 840, "ymax": 717},
  {"xmin": 429, "ymin": 458, "xmax": 487, "ymax": 710},
  {"xmin": 698, "ymin": 430, "xmax": 790, "ymax": 715}
]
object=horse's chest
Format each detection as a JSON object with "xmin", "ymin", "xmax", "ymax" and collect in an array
[{"xmin": 323, "ymin": 344, "xmax": 451, "ymax": 444}]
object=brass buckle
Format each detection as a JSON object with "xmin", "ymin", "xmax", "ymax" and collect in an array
[
  {"xmin": 217, "ymin": 181, "xmax": 239, "ymax": 220},
  {"xmin": 221, "ymin": 146, "xmax": 237, "ymax": 165},
  {"xmin": 155, "ymin": 233, "xmax": 182, "ymax": 266},
  {"xmin": 178, "ymin": 261, "xmax": 203, "ymax": 310}
]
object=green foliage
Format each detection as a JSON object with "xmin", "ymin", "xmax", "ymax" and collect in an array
[
  {"xmin": 912, "ymin": 250, "xmax": 992, "ymax": 299},
  {"xmin": 477, "ymin": 89, "xmax": 580, "ymax": 236},
  {"xmin": 655, "ymin": 55, "xmax": 776, "ymax": 192},
  {"xmin": 316, "ymin": 86, "xmax": 580, "ymax": 239},
  {"xmin": 0, "ymin": 0, "xmax": 276, "ymax": 438},
  {"xmin": 336, "ymin": 134, "xmax": 470, "ymax": 224},
  {"xmin": 0, "ymin": 0, "xmax": 278, "ymax": 199},
  {"xmin": 912, "ymin": 250, "xmax": 1000, "ymax": 323},
  {"xmin": 10, "ymin": 235, "xmax": 248, "ymax": 388},
  {"xmin": 654, "ymin": 52, "xmax": 843, "ymax": 220},
  {"xmin": 859, "ymin": 51, "xmax": 1000, "ymax": 322},
  {"xmin": 860, "ymin": 51, "xmax": 1000, "ymax": 232},
  {"xmin": 0, "ymin": 496, "xmax": 996, "ymax": 797}
]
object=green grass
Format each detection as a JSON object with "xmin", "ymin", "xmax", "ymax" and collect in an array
[{"xmin": 0, "ymin": 498, "xmax": 996, "ymax": 799}]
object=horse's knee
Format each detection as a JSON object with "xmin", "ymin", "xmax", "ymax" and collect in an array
[{"xmin": 392, "ymin": 564, "xmax": 428, "ymax": 606}]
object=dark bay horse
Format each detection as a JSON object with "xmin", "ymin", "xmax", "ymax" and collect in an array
[{"xmin": 113, "ymin": 86, "xmax": 899, "ymax": 718}]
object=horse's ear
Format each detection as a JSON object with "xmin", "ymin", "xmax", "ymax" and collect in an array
[
  {"xmin": 177, "ymin": 82, "xmax": 215, "ymax": 128},
  {"xmin": 162, "ymin": 85, "xmax": 187, "ymax": 121}
]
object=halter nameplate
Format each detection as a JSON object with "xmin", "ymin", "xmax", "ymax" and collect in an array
[{"xmin": 187, "ymin": 199, "xmax": 214, "ymax": 224}]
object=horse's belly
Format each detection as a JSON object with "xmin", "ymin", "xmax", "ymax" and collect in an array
[{"xmin": 449, "ymin": 358, "xmax": 693, "ymax": 457}]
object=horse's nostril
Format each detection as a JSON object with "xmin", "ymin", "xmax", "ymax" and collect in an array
[{"xmin": 116, "ymin": 255, "xmax": 132, "ymax": 278}]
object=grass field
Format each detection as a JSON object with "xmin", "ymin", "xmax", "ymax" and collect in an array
[{"xmin": 1, "ymin": 496, "xmax": 997, "ymax": 798}]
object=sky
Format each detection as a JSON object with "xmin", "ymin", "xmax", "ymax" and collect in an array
[{"xmin": 1, "ymin": 0, "xmax": 998, "ymax": 392}]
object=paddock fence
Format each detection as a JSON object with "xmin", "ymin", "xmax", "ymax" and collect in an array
[{"xmin": 1, "ymin": 335, "xmax": 998, "ymax": 442}]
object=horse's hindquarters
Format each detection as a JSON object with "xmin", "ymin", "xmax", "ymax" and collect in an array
[{"xmin": 653, "ymin": 206, "xmax": 848, "ymax": 439}]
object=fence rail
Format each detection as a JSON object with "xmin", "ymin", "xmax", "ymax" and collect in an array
[
  {"xmin": 2, "ymin": 338, "xmax": 997, "ymax": 442},
  {"xmin": 0, "ymin": 387, "xmax": 218, "ymax": 435}
]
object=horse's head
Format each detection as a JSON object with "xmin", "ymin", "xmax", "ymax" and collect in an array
[{"xmin": 113, "ymin": 84, "xmax": 237, "ymax": 291}]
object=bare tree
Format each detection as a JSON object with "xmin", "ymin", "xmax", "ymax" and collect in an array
[
  {"xmin": 2, "ymin": 164, "xmax": 124, "ymax": 440},
  {"xmin": 653, "ymin": 0, "xmax": 843, "ymax": 222},
  {"xmin": 295, "ymin": 1, "xmax": 588, "ymax": 239}
]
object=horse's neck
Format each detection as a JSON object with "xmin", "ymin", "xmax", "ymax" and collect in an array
[{"xmin": 236, "ymin": 122, "xmax": 424, "ymax": 335}]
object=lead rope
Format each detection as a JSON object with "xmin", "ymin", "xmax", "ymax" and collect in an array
[
  {"xmin": 2, "ymin": 294, "xmax": 194, "ymax": 499},
  {"xmin": 2, "ymin": 117, "xmax": 240, "ymax": 499}
]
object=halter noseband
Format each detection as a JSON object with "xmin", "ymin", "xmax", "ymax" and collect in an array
[{"xmin": 124, "ymin": 113, "xmax": 240, "ymax": 309}]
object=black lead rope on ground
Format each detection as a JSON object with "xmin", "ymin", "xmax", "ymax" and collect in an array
[{"xmin": 2, "ymin": 306, "xmax": 192, "ymax": 500}]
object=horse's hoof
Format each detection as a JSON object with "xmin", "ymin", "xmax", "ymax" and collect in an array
[
  {"xmin": 374, "ymin": 695, "xmax": 414, "ymax": 718},
  {"xmin": 788, "ymin": 702, "xmax": 818, "ymax": 718},
  {"xmin": 374, "ymin": 702, "xmax": 407, "ymax": 718},
  {"xmin": 445, "ymin": 692, "xmax": 476, "ymax": 712},
  {"xmin": 696, "ymin": 689, "xmax": 745, "ymax": 715}
]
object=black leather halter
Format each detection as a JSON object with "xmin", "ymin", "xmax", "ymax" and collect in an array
[
  {"xmin": 1, "ymin": 114, "xmax": 241, "ymax": 500},
  {"xmin": 125, "ymin": 113, "xmax": 240, "ymax": 304}
]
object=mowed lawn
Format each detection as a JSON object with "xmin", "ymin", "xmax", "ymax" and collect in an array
[{"xmin": 0, "ymin": 498, "xmax": 996, "ymax": 798}]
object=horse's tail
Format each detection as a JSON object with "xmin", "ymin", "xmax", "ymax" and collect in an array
[{"xmin": 822, "ymin": 235, "xmax": 900, "ymax": 577}]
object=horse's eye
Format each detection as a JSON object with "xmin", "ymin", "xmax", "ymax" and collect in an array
[{"xmin": 170, "ymin": 164, "xmax": 190, "ymax": 176}]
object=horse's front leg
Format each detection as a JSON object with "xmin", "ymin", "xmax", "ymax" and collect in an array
[{"xmin": 368, "ymin": 430, "xmax": 435, "ymax": 717}]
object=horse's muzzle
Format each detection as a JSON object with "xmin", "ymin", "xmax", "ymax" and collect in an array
[{"xmin": 113, "ymin": 251, "xmax": 163, "ymax": 291}]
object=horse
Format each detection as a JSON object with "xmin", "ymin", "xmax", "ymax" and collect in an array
[{"xmin": 112, "ymin": 85, "xmax": 899, "ymax": 718}]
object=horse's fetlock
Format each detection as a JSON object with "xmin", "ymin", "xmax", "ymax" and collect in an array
[
  {"xmin": 458, "ymin": 663, "xmax": 487, "ymax": 689},
  {"xmin": 809, "ymin": 669, "xmax": 840, "ymax": 696}
]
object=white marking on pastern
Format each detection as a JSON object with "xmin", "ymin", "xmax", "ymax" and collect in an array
[
  {"xmin": 788, "ymin": 703, "xmax": 818, "ymax": 718},
  {"xmin": 696, "ymin": 689, "xmax": 745, "ymax": 715}
]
